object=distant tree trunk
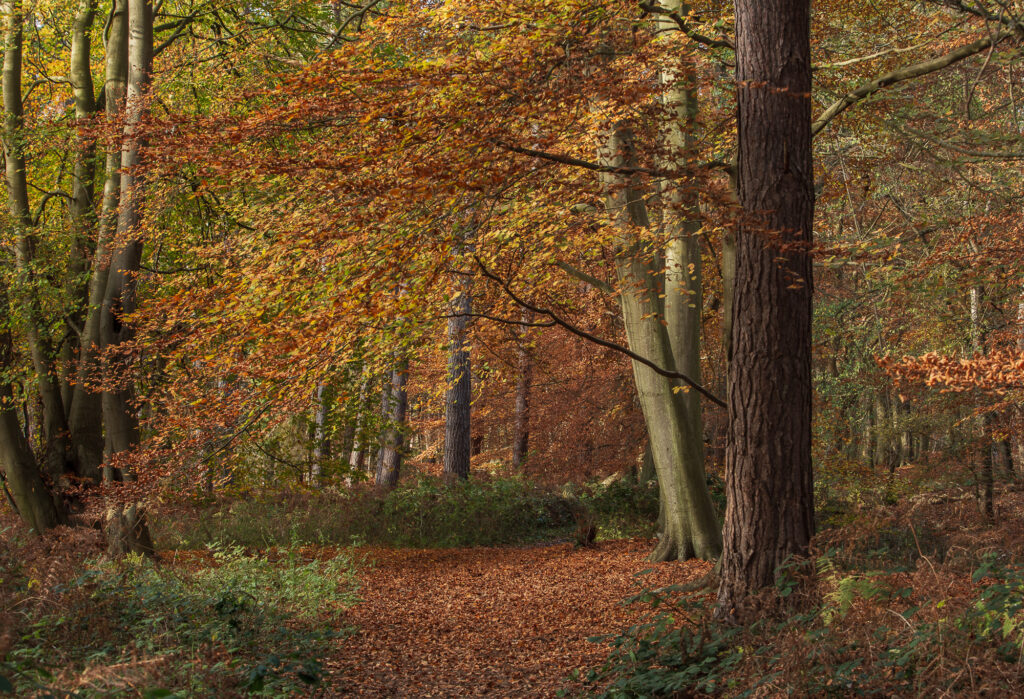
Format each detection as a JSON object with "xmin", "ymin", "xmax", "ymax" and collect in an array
[
  {"xmin": 717, "ymin": 0, "xmax": 815, "ymax": 615},
  {"xmin": 861, "ymin": 391, "xmax": 876, "ymax": 468},
  {"xmin": 69, "ymin": 0, "xmax": 129, "ymax": 481},
  {"xmin": 309, "ymin": 383, "xmax": 330, "ymax": 486},
  {"xmin": 377, "ymin": 361, "xmax": 408, "ymax": 489},
  {"xmin": 349, "ymin": 375, "xmax": 370, "ymax": 474},
  {"xmin": 873, "ymin": 391, "xmax": 892, "ymax": 471},
  {"xmin": 512, "ymin": 308, "xmax": 533, "ymax": 469},
  {"xmin": 999, "ymin": 439, "xmax": 1014, "ymax": 480},
  {"xmin": 971, "ymin": 282, "xmax": 994, "ymax": 518},
  {"xmin": 443, "ymin": 277, "xmax": 472, "ymax": 481},
  {"xmin": 101, "ymin": 0, "xmax": 154, "ymax": 557}
]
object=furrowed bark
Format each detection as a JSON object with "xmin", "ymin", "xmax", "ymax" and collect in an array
[
  {"xmin": 717, "ymin": 0, "xmax": 815, "ymax": 616},
  {"xmin": 443, "ymin": 276, "xmax": 472, "ymax": 482}
]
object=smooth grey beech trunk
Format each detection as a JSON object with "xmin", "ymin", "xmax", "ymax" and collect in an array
[
  {"xmin": 2, "ymin": 2, "xmax": 77, "ymax": 484},
  {"xmin": 592, "ymin": 6, "xmax": 722, "ymax": 561},
  {"xmin": 377, "ymin": 361, "xmax": 409, "ymax": 489},
  {"xmin": 60, "ymin": 0, "xmax": 99, "ymax": 420},
  {"xmin": 69, "ymin": 0, "xmax": 129, "ymax": 480},
  {"xmin": 599, "ymin": 121, "xmax": 721, "ymax": 562},
  {"xmin": 101, "ymin": 0, "xmax": 154, "ymax": 557}
]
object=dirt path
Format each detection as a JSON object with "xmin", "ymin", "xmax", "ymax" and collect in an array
[{"xmin": 321, "ymin": 539, "xmax": 709, "ymax": 697}]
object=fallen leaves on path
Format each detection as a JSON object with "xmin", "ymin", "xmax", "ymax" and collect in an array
[{"xmin": 322, "ymin": 539, "xmax": 710, "ymax": 698}]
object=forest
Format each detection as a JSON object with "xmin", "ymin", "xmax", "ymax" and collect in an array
[{"xmin": 2, "ymin": 0, "xmax": 1024, "ymax": 695}]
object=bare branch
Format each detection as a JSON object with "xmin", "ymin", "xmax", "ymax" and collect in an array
[
  {"xmin": 812, "ymin": 31, "xmax": 1012, "ymax": 137},
  {"xmin": 474, "ymin": 255, "xmax": 727, "ymax": 408},
  {"xmin": 637, "ymin": 2, "xmax": 735, "ymax": 50}
]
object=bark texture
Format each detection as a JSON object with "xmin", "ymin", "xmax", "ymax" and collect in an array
[
  {"xmin": 101, "ymin": 0, "xmax": 154, "ymax": 556},
  {"xmin": 69, "ymin": 0, "xmax": 129, "ymax": 478},
  {"xmin": 717, "ymin": 0, "xmax": 815, "ymax": 614},
  {"xmin": 443, "ymin": 281, "xmax": 472, "ymax": 481},
  {"xmin": 377, "ymin": 362, "xmax": 409, "ymax": 489},
  {"xmin": 3, "ymin": 3, "xmax": 76, "ymax": 483}
]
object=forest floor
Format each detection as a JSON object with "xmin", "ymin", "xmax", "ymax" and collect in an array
[{"xmin": 320, "ymin": 539, "xmax": 710, "ymax": 698}]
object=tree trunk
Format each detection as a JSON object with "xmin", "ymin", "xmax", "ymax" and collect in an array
[
  {"xmin": 999, "ymin": 438, "xmax": 1014, "ymax": 480},
  {"xmin": 377, "ymin": 361, "xmax": 408, "ymax": 489},
  {"xmin": 62, "ymin": 0, "xmax": 104, "ymax": 484},
  {"xmin": 309, "ymin": 383, "xmax": 330, "ymax": 486},
  {"xmin": 101, "ymin": 0, "xmax": 153, "ymax": 557},
  {"xmin": 0, "ymin": 325, "xmax": 65, "ymax": 532},
  {"xmin": 2, "ymin": 2, "xmax": 77, "ymax": 484},
  {"xmin": 717, "ymin": 0, "xmax": 815, "ymax": 615},
  {"xmin": 348, "ymin": 373, "xmax": 369, "ymax": 474},
  {"xmin": 970, "ymin": 282, "xmax": 994, "ymax": 517},
  {"xmin": 512, "ymin": 308, "xmax": 533, "ymax": 469},
  {"xmin": 588, "ymin": 9, "xmax": 723, "ymax": 562},
  {"xmin": 69, "ymin": 0, "xmax": 129, "ymax": 480},
  {"xmin": 443, "ymin": 278, "xmax": 472, "ymax": 481},
  {"xmin": 599, "ymin": 121, "xmax": 721, "ymax": 562}
]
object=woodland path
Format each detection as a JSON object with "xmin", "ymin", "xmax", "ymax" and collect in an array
[{"xmin": 321, "ymin": 539, "xmax": 709, "ymax": 698}]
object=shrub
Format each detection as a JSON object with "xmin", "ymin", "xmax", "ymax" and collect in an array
[
  {"xmin": 2, "ymin": 542, "xmax": 359, "ymax": 696},
  {"xmin": 150, "ymin": 475, "xmax": 659, "ymax": 550},
  {"xmin": 588, "ymin": 553, "xmax": 1024, "ymax": 697}
]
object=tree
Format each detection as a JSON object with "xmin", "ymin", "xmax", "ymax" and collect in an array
[
  {"xmin": 444, "ymin": 276, "xmax": 472, "ymax": 482},
  {"xmin": 716, "ymin": 0, "xmax": 815, "ymax": 615},
  {"xmin": 101, "ymin": 0, "xmax": 156, "ymax": 556}
]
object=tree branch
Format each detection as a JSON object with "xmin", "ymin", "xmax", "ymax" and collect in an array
[
  {"xmin": 443, "ymin": 310, "xmax": 556, "ymax": 327},
  {"xmin": 812, "ymin": 31, "xmax": 1012, "ymax": 137},
  {"xmin": 497, "ymin": 141, "xmax": 733, "ymax": 179},
  {"xmin": 31, "ymin": 191, "xmax": 74, "ymax": 225},
  {"xmin": 474, "ymin": 255, "xmax": 727, "ymax": 408},
  {"xmin": 637, "ymin": 2, "xmax": 735, "ymax": 50},
  {"xmin": 555, "ymin": 261, "xmax": 614, "ymax": 294}
]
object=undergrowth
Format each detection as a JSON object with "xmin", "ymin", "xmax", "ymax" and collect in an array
[
  {"xmin": 152, "ymin": 475, "xmax": 658, "ymax": 550},
  {"xmin": 588, "ymin": 527, "xmax": 1024, "ymax": 697},
  {"xmin": 1, "ymin": 542, "xmax": 359, "ymax": 696}
]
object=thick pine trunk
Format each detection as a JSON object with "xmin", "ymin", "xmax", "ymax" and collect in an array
[
  {"xmin": 717, "ymin": 0, "xmax": 815, "ymax": 615},
  {"xmin": 443, "ymin": 281, "xmax": 472, "ymax": 481}
]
